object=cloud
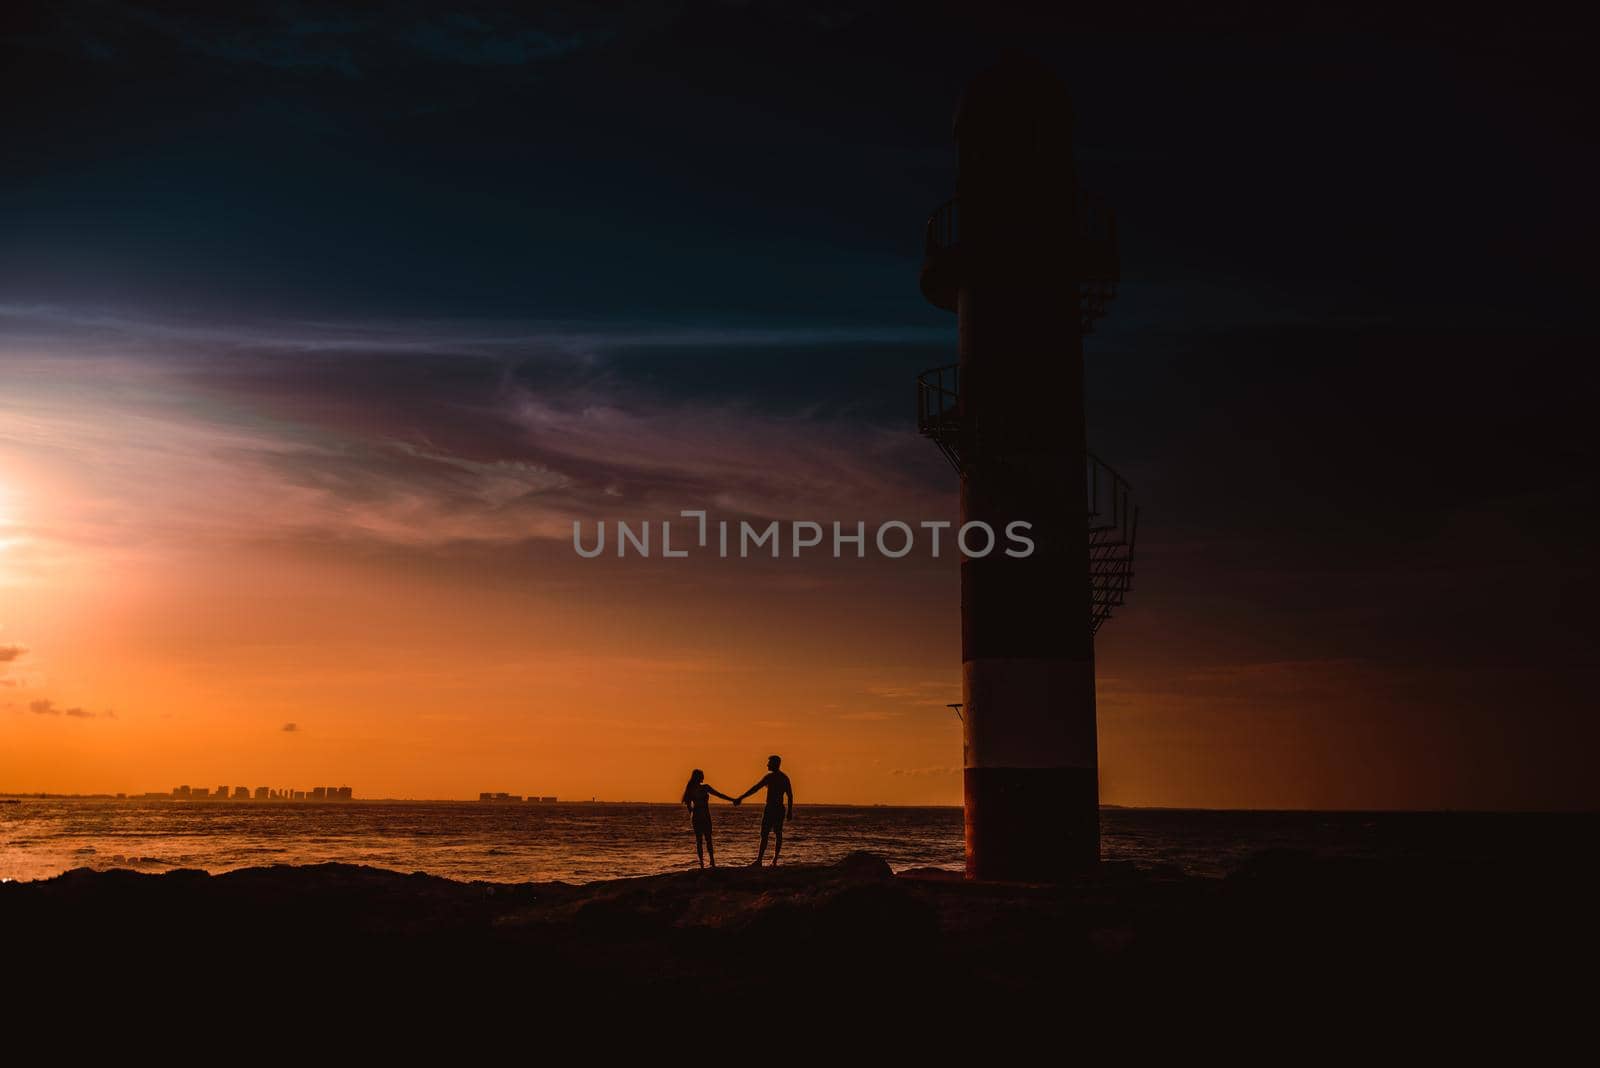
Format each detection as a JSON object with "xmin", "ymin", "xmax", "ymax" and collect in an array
[
  {"xmin": 0, "ymin": 643, "xmax": 23, "ymax": 685},
  {"xmin": 113, "ymin": 6, "xmax": 369, "ymax": 79},
  {"xmin": 26, "ymin": 5, "xmax": 609, "ymax": 85},
  {"xmin": 1100, "ymin": 658, "xmax": 1385, "ymax": 707},
  {"xmin": 0, "ymin": 646, "xmax": 29, "ymax": 689},
  {"xmin": 0, "ymin": 308, "xmax": 950, "ymax": 559},
  {"xmin": 281, "ymin": 722, "xmax": 299, "ymax": 732},
  {"xmin": 404, "ymin": 16, "xmax": 585, "ymax": 66},
  {"xmin": 28, "ymin": 698, "xmax": 110, "ymax": 719},
  {"xmin": 1183, "ymin": 658, "xmax": 1371, "ymax": 686},
  {"xmin": 861, "ymin": 681, "xmax": 961, "ymax": 711}
]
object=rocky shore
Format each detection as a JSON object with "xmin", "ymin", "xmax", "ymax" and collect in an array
[{"xmin": 7, "ymin": 849, "xmax": 1595, "ymax": 1038}]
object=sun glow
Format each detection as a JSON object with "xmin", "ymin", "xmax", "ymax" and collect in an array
[
  {"xmin": 0, "ymin": 479, "xmax": 24, "ymax": 581},
  {"xmin": 0, "ymin": 491, "xmax": 11, "ymax": 590}
]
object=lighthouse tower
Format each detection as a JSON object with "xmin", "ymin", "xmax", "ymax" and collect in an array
[{"xmin": 917, "ymin": 57, "xmax": 1135, "ymax": 881}]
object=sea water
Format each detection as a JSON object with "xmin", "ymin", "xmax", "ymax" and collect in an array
[{"xmin": 2, "ymin": 799, "xmax": 1590, "ymax": 883}]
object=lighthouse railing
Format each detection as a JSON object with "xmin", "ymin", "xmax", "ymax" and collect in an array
[
  {"xmin": 916, "ymin": 363, "xmax": 963, "ymax": 473},
  {"xmin": 1086, "ymin": 451, "xmax": 1138, "ymax": 634},
  {"xmin": 922, "ymin": 192, "xmax": 1119, "ymax": 330}
]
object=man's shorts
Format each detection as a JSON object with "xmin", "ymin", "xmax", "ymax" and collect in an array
[{"xmin": 762, "ymin": 805, "xmax": 786, "ymax": 832}]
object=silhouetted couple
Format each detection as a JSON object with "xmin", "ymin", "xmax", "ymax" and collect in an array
[{"xmin": 680, "ymin": 755, "xmax": 794, "ymax": 869}]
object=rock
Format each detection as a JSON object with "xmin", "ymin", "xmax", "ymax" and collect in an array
[{"xmin": 830, "ymin": 851, "xmax": 894, "ymax": 880}]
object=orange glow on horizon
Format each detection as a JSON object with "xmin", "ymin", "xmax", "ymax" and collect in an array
[{"xmin": 0, "ymin": 337, "xmax": 1549, "ymax": 811}]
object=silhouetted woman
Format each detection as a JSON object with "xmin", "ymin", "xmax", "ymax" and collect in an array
[{"xmin": 682, "ymin": 769, "xmax": 736, "ymax": 869}]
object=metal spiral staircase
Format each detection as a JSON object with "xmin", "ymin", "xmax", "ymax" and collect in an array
[
  {"xmin": 1086, "ymin": 454, "xmax": 1138, "ymax": 635},
  {"xmin": 916, "ymin": 362, "xmax": 1138, "ymax": 634},
  {"xmin": 915, "ymin": 189, "xmax": 1137, "ymax": 635}
]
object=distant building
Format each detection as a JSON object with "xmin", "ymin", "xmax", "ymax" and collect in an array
[
  {"xmin": 293, "ymin": 790, "xmax": 306, "ymax": 800},
  {"xmin": 311, "ymin": 787, "xmax": 327, "ymax": 800},
  {"xmin": 479, "ymin": 792, "xmax": 521, "ymax": 802},
  {"xmin": 335, "ymin": 786, "xmax": 352, "ymax": 800},
  {"xmin": 254, "ymin": 786, "xmax": 269, "ymax": 800},
  {"xmin": 232, "ymin": 786, "xmax": 249, "ymax": 799},
  {"xmin": 215, "ymin": 786, "xmax": 228, "ymax": 798},
  {"xmin": 173, "ymin": 785, "xmax": 191, "ymax": 799},
  {"xmin": 528, "ymin": 795, "xmax": 557, "ymax": 803}
]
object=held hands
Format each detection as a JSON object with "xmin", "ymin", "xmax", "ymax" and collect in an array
[{"xmin": 731, "ymin": 797, "xmax": 742, "ymax": 806}]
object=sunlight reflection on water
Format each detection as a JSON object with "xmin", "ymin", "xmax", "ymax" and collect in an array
[{"xmin": 4, "ymin": 800, "xmax": 1588, "ymax": 883}]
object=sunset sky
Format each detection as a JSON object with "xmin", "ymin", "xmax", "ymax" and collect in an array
[{"xmin": 3, "ymin": 5, "xmax": 1595, "ymax": 807}]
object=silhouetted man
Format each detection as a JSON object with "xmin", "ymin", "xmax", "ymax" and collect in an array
[{"xmin": 736, "ymin": 755, "xmax": 794, "ymax": 866}]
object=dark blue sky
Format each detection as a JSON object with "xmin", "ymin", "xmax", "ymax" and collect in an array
[
  {"xmin": 9, "ymin": 4, "xmax": 1591, "ymax": 327},
  {"xmin": 4, "ymin": 3, "xmax": 1596, "ymax": 806}
]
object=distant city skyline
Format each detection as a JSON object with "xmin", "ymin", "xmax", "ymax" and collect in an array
[{"xmin": 165, "ymin": 784, "xmax": 355, "ymax": 801}]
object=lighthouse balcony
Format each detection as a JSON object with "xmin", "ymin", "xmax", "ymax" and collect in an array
[{"xmin": 919, "ymin": 192, "xmax": 1121, "ymax": 333}]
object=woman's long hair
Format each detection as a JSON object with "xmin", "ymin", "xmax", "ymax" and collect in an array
[{"xmin": 681, "ymin": 768, "xmax": 705, "ymax": 805}]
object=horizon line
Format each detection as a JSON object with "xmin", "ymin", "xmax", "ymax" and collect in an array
[{"xmin": 3, "ymin": 793, "xmax": 1597, "ymax": 816}]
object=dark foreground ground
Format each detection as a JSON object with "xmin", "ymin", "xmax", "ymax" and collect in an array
[{"xmin": 7, "ymin": 850, "xmax": 1596, "ymax": 1046}]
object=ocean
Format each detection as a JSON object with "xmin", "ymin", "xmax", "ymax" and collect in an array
[{"xmin": 2, "ymin": 799, "xmax": 1590, "ymax": 883}]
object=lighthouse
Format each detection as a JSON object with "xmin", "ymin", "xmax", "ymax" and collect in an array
[{"xmin": 917, "ymin": 56, "xmax": 1135, "ymax": 881}]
